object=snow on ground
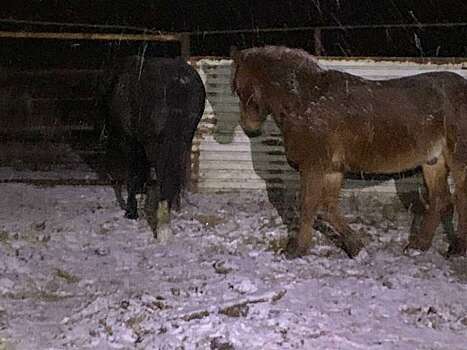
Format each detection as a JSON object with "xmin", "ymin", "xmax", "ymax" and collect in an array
[{"xmin": 0, "ymin": 183, "xmax": 466, "ymax": 350}]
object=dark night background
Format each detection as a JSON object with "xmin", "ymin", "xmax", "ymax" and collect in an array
[{"xmin": 0, "ymin": 0, "xmax": 466, "ymax": 68}]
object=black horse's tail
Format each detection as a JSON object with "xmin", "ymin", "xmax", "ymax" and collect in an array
[
  {"xmin": 180, "ymin": 67, "xmax": 206, "ymax": 193},
  {"xmin": 150, "ymin": 61, "xmax": 206, "ymax": 209},
  {"xmin": 156, "ymin": 109, "xmax": 187, "ymax": 208},
  {"xmin": 157, "ymin": 65, "xmax": 206, "ymax": 207},
  {"xmin": 94, "ymin": 73, "xmax": 112, "ymax": 143},
  {"xmin": 95, "ymin": 61, "xmax": 126, "ymax": 144}
]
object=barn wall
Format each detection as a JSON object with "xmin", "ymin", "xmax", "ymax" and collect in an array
[
  {"xmin": 0, "ymin": 69, "xmax": 101, "ymax": 134},
  {"xmin": 0, "ymin": 37, "xmax": 183, "ymax": 178},
  {"xmin": 0, "ymin": 37, "xmax": 181, "ymax": 136},
  {"xmin": 190, "ymin": 58, "xmax": 467, "ymax": 195}
]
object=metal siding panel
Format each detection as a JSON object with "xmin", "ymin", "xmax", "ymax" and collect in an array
[{"xmin": 191, "ymin": 58, "xmax": 466, "ymax": 193}]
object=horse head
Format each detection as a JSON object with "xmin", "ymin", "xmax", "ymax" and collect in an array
[
  {"xmin": 232, "ymin": 46, "xmax": 323, "ymax": 137},
  {"xmin": 231, "ymin": 51, "xmax": 269, "ymax": 137}
]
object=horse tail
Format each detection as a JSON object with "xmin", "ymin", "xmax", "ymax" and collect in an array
[
  {"xmin": 155, "ymin": 62, "xmax": 205, "ymax": 207},
  {"xmin": 444, "ymin": 77, "xmax": 467, "ymax": 157},
  {"xmin": 178, "ymin": 66, "xmax": 206, "ymax": 194},
  {"xmin": 95, "ymin": 59, "xmax": 128, "ymax": 143},
  {"xmin": 156, "ymin": 109, "xmax": 187, "ymax": 208},
  {"xmin": 95, "ymin": 70, "xmax": 115, "ymax": 143}
]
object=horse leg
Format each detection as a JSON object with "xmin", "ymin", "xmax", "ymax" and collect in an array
[
  {"xmin": 125, "ymin": 173, "xmax": 139, "ymax": 220},
  {"xmin": 104, "ymin": 132, "xmax": 128, "ymax": 211},
  {"xmin": 145, "ymin": 178, "xmax": 172, "ymax": 241},
  {"xmin": 112, "ymin": 181, "xmax": 126, "ymax": 211},
  {"xmin": 404, "ymin": 177, "xmax": 454, "ymax": 249},
  {"xmin": 319, "ymin": 172, "xmax": 364, "ymax": 257},
  {"xmin": 144, "ymin": 151, "xmax": 174, "ymax": 241},
  {"xmin": 124, "ymin": 139, "xmax": 146, "ymax": 219},
  {"xmin": 448, "ymin": 164, "xmax": 467, "ymax": 256},
  {"xmin": 144, "ymin": 177, "xmax": 160, "ymax": 239},
  {"xmin": 169, "ymin": 146, "xmax": 189, "ymax": 213},
  {"xmin": 287, "ymin": 168, "xmax": 323, "ymax": 257},
  {"xmin": 438, "ymin": 173, "xmax": 455, "ymax": 251},
  {"xmin": 406, "ymin": 156, "xmax": 450, "ymax": 251},
  {"xmin": 125, "ymin": 178, "xmax": 138, "ymax": 220},
  {"xmin": 171, "ymin": 140, "xmax": 195, "ymax": 212},
  {"xmin": 395, "ymin": 174, "xmax": 426, "ymax": 242}
]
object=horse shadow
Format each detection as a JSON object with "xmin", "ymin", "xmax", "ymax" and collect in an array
[
  {"xmin": 189, "ymin": 58, "xmax": 298, "ymax": 224},
  {"xmin": 212, "ymin": 111, "xmax": 297, "ymax": 232}
]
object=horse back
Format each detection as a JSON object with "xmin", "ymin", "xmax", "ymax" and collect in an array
[
  {"xmin": 110, "ymin": 56, "xmax": 205, "ymax": 140},
  {"xmin": 283, "ymin": 70, "xmax": 466, "ymax": 173}
]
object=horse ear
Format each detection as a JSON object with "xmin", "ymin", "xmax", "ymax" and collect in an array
[{"xmin": 230, "ymin": 46, "xmax": 240, "ymax": 62}]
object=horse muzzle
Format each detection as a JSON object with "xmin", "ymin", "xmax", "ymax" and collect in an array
[{"xmin": 242, "ymin": 128, "xmax": 263, "ymax": 138}]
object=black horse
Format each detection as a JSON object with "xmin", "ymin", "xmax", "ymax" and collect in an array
[{"xmin": 100, "ymin": 55, "xmax": 205, "ymax": 237}]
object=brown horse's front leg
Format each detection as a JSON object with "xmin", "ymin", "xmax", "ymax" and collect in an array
[
  {"xmin": 287, "ymin": 168, "xmax": 323, "ymax": 257},
  {"xmin": 320, "ymin": 172, "xmax": 364, "ymax": 258}
]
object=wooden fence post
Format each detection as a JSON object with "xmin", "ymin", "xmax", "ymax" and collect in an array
[
  {"xmin": 314, "ymin": 28, "xmax": 323, "ymax": 56},
  {"xmin": 179, "ymin": 33, "xmax": 191, "ymax": 59}
]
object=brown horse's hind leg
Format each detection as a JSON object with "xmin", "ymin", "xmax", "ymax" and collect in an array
[
  {"xmin": 406, "ymin": 156, "xmax": 451, "ymax": 252},
  {"xmin": 287, "ymin": 168, "xmax": 323, "ymax": 257},
  {"xmin": 319, "ymin": 172, "xmax": 364, "ymax": 257},
  {"xmin": 448, "ymin": 165, "xmax": 467, "ymax": 256}
]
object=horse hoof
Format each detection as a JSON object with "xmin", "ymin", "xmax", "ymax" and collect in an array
[
  {"xmin": 447, "ymin": 241, "xmax": 466, "ymax": 258},
  {"xmin": 403, "ymin": 246, "xmax": 422, "ymax": 257},
  {"xmin": 404, "ymin": 239, "xmax": 431, "ymax": 253},
  {"xmin": 156, "ymin": 224, "xmax": 173, "ymax": 243},
  {"xmin": 125, "ymin": 211, "xmax": 138, "ymax": 220},
  {"xmin": 285, "ymin": 239, "xmax": 309, "ymax": 258},
  {"xmin": 342, "ymin": 236, "xmax": 364, "ymax": 258}
]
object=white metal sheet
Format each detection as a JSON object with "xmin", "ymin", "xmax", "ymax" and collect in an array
[{"xmin": 192, "ymin": 57, "xmax": 466, "ymax": 194}]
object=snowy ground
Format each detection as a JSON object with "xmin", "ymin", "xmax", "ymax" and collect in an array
[{"xmin": 0, "ymin": 183, "xmax": 466, "ymax": 350}]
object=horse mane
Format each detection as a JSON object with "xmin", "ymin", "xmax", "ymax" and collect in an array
[
  {"xmin": 231, "ymin": 46, "xmax": 323, "ymax": 95},
  {"xmin": 240, "ymin": 46, "xmax": 321, "ymax": 71}
]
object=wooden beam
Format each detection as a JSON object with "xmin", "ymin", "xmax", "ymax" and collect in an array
[
  {"xmin": 0, "ymin": 18, "xmax": 160, "ymax": 35},
  {"xmin": 179, "ymin": 33, "xmax": 191, "ymax": 59},
  {"xmin": 0, "ymin": 31, "xmax": 179, "ymax": 42},
  {"xmin": 190, "ymin": 22, "xmax": 467, "ymax": 36}
]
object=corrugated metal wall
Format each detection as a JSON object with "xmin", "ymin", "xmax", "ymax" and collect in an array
[{"xmin": 191, "ymin": 58, "xmax": 467, "ymax": 194}]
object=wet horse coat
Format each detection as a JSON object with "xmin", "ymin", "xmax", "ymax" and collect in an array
[
  {"xmin": 232, "ymin": 46, "xmax": 467, "ymax": 257},
  {"xmin": 103, "ymin": 56, "xmax": 205, "ymax": 236}
]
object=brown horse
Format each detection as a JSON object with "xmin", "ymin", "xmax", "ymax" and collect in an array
[{"xmin": 232, "ymin": 45, "xmax": 467, "ymax": 258}]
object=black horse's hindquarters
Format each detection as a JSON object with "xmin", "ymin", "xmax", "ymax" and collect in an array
[{"xmin": 103, "ymin": 56, "xmax": 206, "ymax": 237}]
